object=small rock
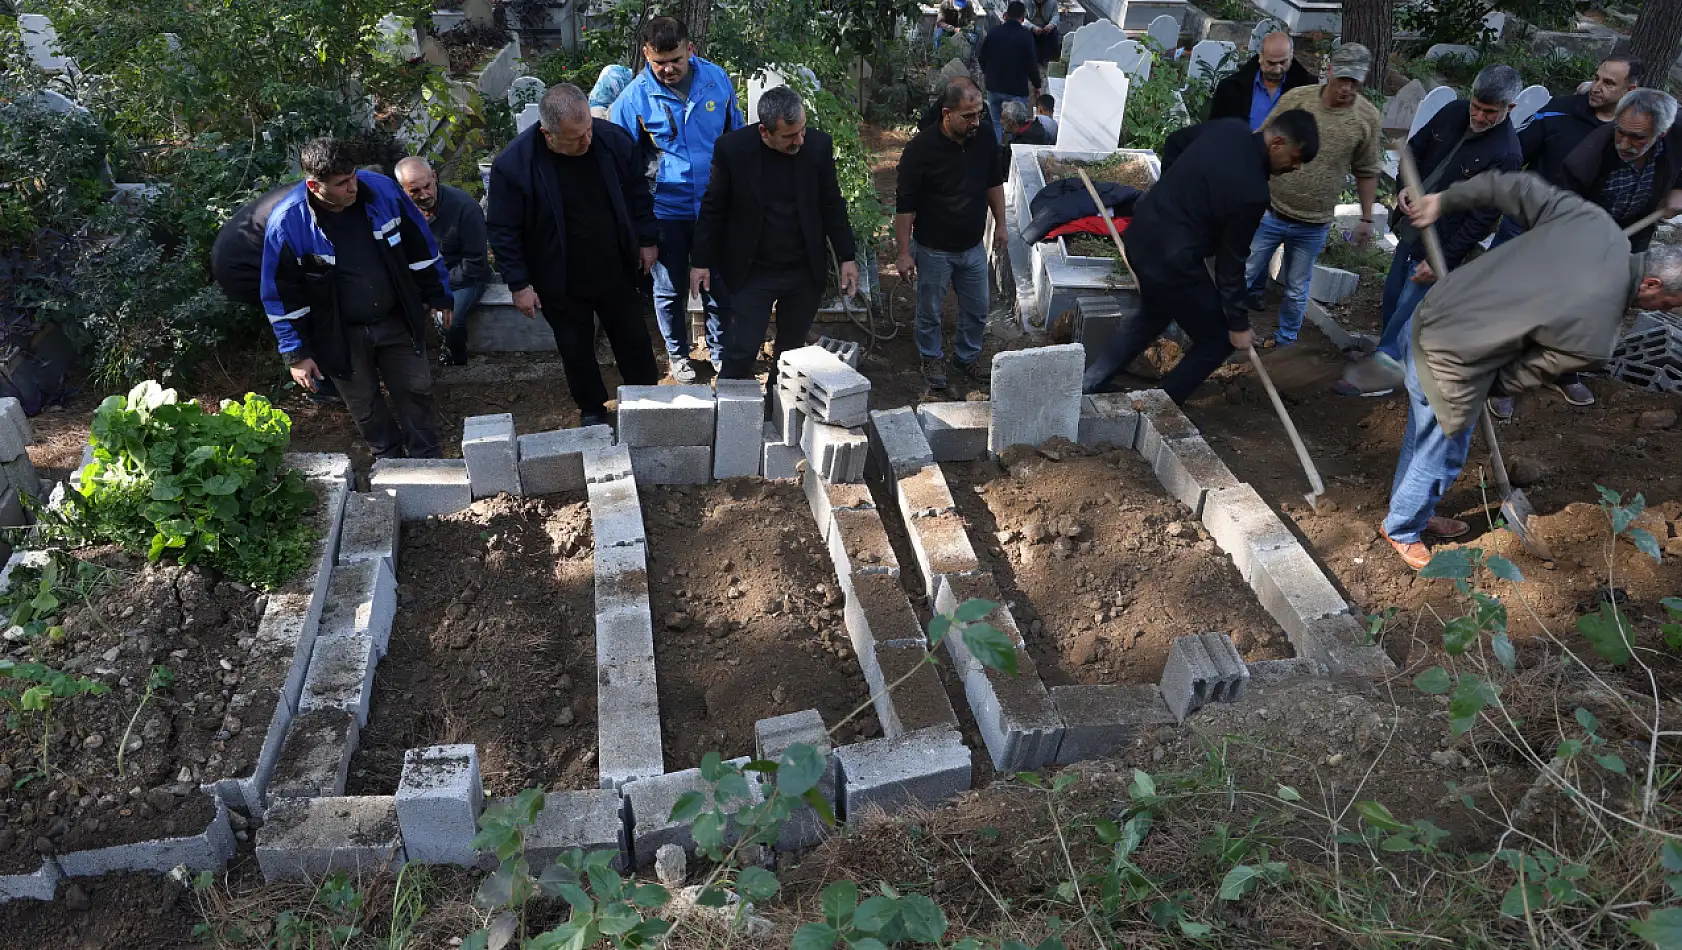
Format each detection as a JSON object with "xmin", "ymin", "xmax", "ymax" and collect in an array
[
  {"xmin": 1164, "ymin": 521, "xmax": 1189, "ymax": 540},
  {"xmin": 1636, "ymin": 408, "xmax": 1677, "ymax": 431},
  {"xmin": 554, "ymin": 707, "xmax": 575, "ymax": 727},
  {"xmin": 1430, "ymin": 750, "xmax": 1458, "ymax": 768},
  {"xmin": 664, "ymin": 612, "xmax": 691, "ymax": 631},
  {"xmin": 83, "ymin": 734, "xmax": 104, "ymax": 750},
  {"xmin": 1023, "ymin": 522, "xmax": 1050, "ymax": 544},
  {"xmin": 1506, "ymin": 456, "xmax": 1547, "ymax": 487},
  {"xmin": 772, "ymin": 685, "xmax": 787, "ymax": 705},
  {"xmin": 1055, "ymin": 517, "xmax": 1083, "ymax": 539},
  {"xmin": 654, "ymin": 843, "xmax": 687, "ymax": 886},
  {"xmin": 176, "ymin": 766, "xmax": 193, "ymax": 784},
  {"xmin": 490, "ymin": 706, "xmax": 506, "ymax": 718},
  {"xmin": 64, "ymin": 882, "xmax": 90, "ymax": 911},
  {"xmin": 228, "ymin": 810, "xmax": 249, "ymax": 831}
]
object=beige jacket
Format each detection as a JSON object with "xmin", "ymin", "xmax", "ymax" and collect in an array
[{"xmin": 1413, "ymin": 172, "xmax": 1642, "ymax": 437}]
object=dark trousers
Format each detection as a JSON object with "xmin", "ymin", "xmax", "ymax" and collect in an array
[
  {"xmin": 329, "ymin": 312, "xmax": 441, "ymax": 459},
  {"xmin": 719, "ymin": 266, "xmax": 821, "ymax": 383},
  {"xmin": 539, "ymin": 282, "xmax": 659, "ymax": 415},
  {"xmin": 1082, "ymin": 265, "xmax": 1233, "ymax": 405}
]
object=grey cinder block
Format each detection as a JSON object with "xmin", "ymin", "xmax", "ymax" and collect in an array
[
  {"xmin": 902, "ymin": 512, "xmax": 981, "ymax": 601},
  {"xmin": 625, "ymin": 761, "xmax": 762, "ymax": 868},
  {"xmin": 713, "ymin": 379, "xmax": 764, "ymax": 479},
  {"xmin": 1079, "ymin": 394, "xmax": 1140, "ymax": 449},
  {"xmin": 780, "ymin": 346, "xmax": 872, "ymax": 427},
  {"xmin": 1197, "ymin": 632, "xmax": 1250, "ymax": 702},
  {"xmin": 800, "ymin": 420, "xmax": 868, "ymax": 484},
  {"xmin": 989, "ymin": 344, "xmax": 1084, "ymax": 455},
  {"xmin": 584, "ymin": 442, "xmax": 634, "ymax": 484},
  {"xmin": 370, "ymin": 458, "xmax": 472, "ymax": 521},
  {"xmin": 1159, "ymin": 634, "xmax": 1218, "ymax": 723},
  {"xmin": 1151, "ymin": 435, "xmax": 1242, "ymax": 517},
  {"xmin": 319, "ymin": 553, "xmax": 398, "ymax": 659},
  {"xmin": 867, "ymin": 407, "xmax": 935, "ymax": 481},
  {"xmin": 256, "ymin": 796, "xmax": 405, "ymax": 883},
  {"xmin": 762, "ymin": 421, "xmax": 802, "ymax": 479},
  {"xmin": 827, "ymin": 506, "xmax": 901, "ymax": 582},
  {"xmin": 932, "ymin": 573, "xmax": 1024, "ymax": 678},
  {"xmin": 596, "ymin": 606, "xmax": 664, "ymax": 790},
  {"xmin": 630, "ymin": 445, "xmax": 713, "ymax": 485},
  {"xmin": 1250, "ymin": 543, "xmax": 1354, "ymax": 655},
  {"xmin": 916, "ymin": 402, "xmax": 991, "ymax": 462},
  {"xmin": 617, "ymin": 385, "xmax": 715, "ymax": 447},
  {"xmin": 802, "ymin": 466, "xmax": 874, "ymax": 540},
  {"xmin": 870, "ymin": 642, "xmax": 960, "ymax": 739},
  {"xmin": 1308, "ymin": 264, "xmax": 1358, "ymax": 304},
  {"xmin": 337, "ymin": 490, "xmax": 399, "ymax": 574},
  {"xmin": 961, "ymin": 646, "xmax": 1065, "ymax": 772},
  {"xmin": 268, "ymin": 707, "xmax": 359, "ymax": 800},
  {"xmin": 816, "ymin": 336, "xmax": 862, "ymax": 368},
  {"xmin": 521, "ymin": 789, "xmax": 628, "ymax": 870},
  {"xmin": 1200, "ymin": 485, "xmax": 1298, "ymax": 582},
  {"xmin": 462, "ymin": 413, "xmax": 521, "ymax": 498},
  {"xmin": 754, "ymin": 709, "xmax": 838, "ymax": 851},
  {"xmin": 0, "ymin": 858, "xmax": 62, "ymax": 903},
  {"xmin": 835, "ymin": 729, "xmax": 971, "ymax": 820},
  {"xmin": 1130, "ymin": 388, "xmax": 1197, "ymax": 461},
  {"xmin": 844, "ymin": 571, "xmax": 925, "ymax": 684},
  {"xmin": 397, "ymin": 745, "xmax": 484, "ymax": 866},
  {"xmin": 57, "ymin": 797, "xmax": 235, "ymax": 878},
  {"xmin": 895, "ymin": 464, "xmax": 958, "ymax": 520},
  {"xmin": 519, "ymin": 425, "xmax": 613, "ymax": 495},
  {"xmin": 1051, "ymin": 684, "xmax": 1176, "ymax": 765},
  {"xmin": 299, "ymin": 628, "xmax": 378, "ymax": 727},
  {"xmin": 586, "ymin": 472, "xmax": 646, "ymax": 548}
]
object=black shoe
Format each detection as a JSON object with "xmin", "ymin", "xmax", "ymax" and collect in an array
[
  {"xmin": 438, "ymin": 348, "xmax": 468, "ymax": 367},
  {"xmin": 580, "ymin": 411, "xmax": 612, "ymax": 428},
  {"xmin": 949, "ymin": 356, "xmax": 991, "ymax": 384},
  {"xmin": 920, "ymin": 358, "xmax": 949, "ymax": 391}
]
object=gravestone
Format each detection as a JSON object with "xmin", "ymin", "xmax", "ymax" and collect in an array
[
  {"xmin": 747, "ymin": 66, "xmax": 820, "ymax": 123},
  {"xmin": 1061, "ymin": 29, "xmax": 1077, "ymax": 61},
  {"xmin": 1424, "ymin": 43, "xmax": 1476, "ymax": 62},
  {"xmin": 516, "ymin": 102, "xmax": 541, "ymax": 133},
  {"xmin": 462, "ymin": 0, "xmax": 495, "ymax": 28},
  {"xmin": 1247, "ymin": 19, "xmax": 1277, "ymax": 53},
  {"xmin": 29, "ymin": 90, "xmax": 80, "ymax": 114},
  {"xmin": 1060, "ymin": 62, "xmax": 1130, "ymax": 151},
  {"xmin": 1407, "ymin": 85, "xmax": 1457, "ymax": 140},
  {"xmin": 420, "ymin": 36, "xmax": 450, "ymax": 68},
  {"xmin": 1110, "ymin": 38, "xmax": 1151, "ymax": 82},
  {"xmin": 1381, "ymin": 79, "xmax": 1427, "ymax": 134},
  {"xmin": 507, "ymin": 75, "xmax": 546, "ymax": 110},
  {"xmin": 1146, "ymin": 14, "xmax": 1178, "ymax": 53},
  {"xmin": 1186, "ymin": 39, "xmax": 1235, "ymax": 88},
  {"xmin": 19, "ymin": 14, "xmax": 71, "ymax": 74},
  {"xmin": 1068, "ymin": 19, "xmax": 1126, "ymax": 71},
  {"xmin": 376, "ymin": 14, "xmax": 420, "ymax": 60},
  {"xmin": 1510, "ymin": 84, "xmax": 1549, "ymax": 130}
]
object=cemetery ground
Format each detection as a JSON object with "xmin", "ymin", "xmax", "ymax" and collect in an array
[{"xmin": 1, "ymin": 122, "xmax": 1680, "ymax": 945}]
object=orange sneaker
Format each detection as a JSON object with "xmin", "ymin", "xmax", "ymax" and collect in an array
[
  {"xmin": 1382, "ymin": 529, "xmax": 1432, "ymax": 570},
  {"xmin": 1426, "ymin": 516, "xmax": 1469, "ymax": 540}
]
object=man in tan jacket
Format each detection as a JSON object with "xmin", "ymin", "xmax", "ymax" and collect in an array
[{"xmin": 1382, "ymin": 171, "xmax": 1682, "ymax": 569}]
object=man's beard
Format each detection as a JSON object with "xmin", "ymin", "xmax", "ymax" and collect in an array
[{"xmin": 414, "ymin": 195, "xmax": 436, "ymax": 211}]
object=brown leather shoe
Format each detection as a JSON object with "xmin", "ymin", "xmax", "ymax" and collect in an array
[
  {"xmin": 1426, "ymin": 516, "xmax": 1469, "ymax": 539},
  {"xmin": 1383, "ymin": 529, "xmax": 1432, "ymax": 571}
]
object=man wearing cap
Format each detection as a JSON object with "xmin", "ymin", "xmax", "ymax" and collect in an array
[{"xmin": 1241, "ymin": 44, "xmax": 1384, "ymax": 347}]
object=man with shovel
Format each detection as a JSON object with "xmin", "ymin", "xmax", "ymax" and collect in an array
[{"xmin": 1380, "ymin": 171, "xmax": 1682, "ymax": 569}]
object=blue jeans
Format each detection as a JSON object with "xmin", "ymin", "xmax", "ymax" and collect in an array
[
  {"xmin": 438, "ymin": 282, "xmax": 484, "ymax": 356},
  {"xmin": 651, "ymin": 217, "xmax": 730, "ymax": 363},
  {"xmin": 913, "ymin": 241, "xmax": 989, "ymax": 365},
  {"xmin": 1383, "ymin": 323, "xmax": 1473, "ymax": 544},
  {"xmin": 986, "ymin": 92, "xmax": 1027, "ymax": 145},
  {"xmin": 1377, "ymin": 245, "xmax": 1429, "ymax": 360},
  {"xmin": 1242, "ymin": 211, "xmax": 1329, "ymax": 345},
  {"xmin": 1491, "ymin": 215, "xmax": 1524, "ymax": 248}
]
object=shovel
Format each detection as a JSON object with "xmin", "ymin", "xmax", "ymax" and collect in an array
[
  {"xmin": 1397, "ymin": 148, "xmax": 1551, "ymax": 560},
  {"xmin": 1074, "ymin": 169, "xmax": 1328, "ymax": 511}
]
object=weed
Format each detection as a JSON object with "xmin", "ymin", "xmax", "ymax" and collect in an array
[{"xmin": 116, "ymin": 664, "xmax": 173, "ymax": 777}]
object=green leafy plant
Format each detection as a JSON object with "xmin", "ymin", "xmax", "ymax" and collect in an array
[
  {"xmin": 41, "ymin": 381, "xmax": 317, "ymax": 589},
  {"xmin": 0, "ymin": 658, "xmax": 109, "ymax": 781},
  {"xmin": 116, "ymin": 664, "xmax": 173, "ymax": 777}
]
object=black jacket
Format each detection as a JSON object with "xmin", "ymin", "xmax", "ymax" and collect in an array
[
  {"xmin": 429, "ymin": 184, "xmax": 491, "ymax": 290},
  {"xmin": 1023, "ymin": 179, "xmax": 1140, "ymax": 243},
  {"xmin": 1125, "ymin": 119, "xmax": 1272, "ymax": 331},
  {"xmin": 1517, "ymin": 93, "xmax": 1605, "ymax": 186},
  {"xmin": 486, "ymin": 119, "xmax": 656, "ymax": 297},
  {"xmin": 1558, "ymin": 121, "xmax": 1682, "ymax": 252},
  {"xmin": 977, "ymin": 19, "xmax": 1041, "ymax": 98},
  {"xmin": 1206, "ymin": 57, "xmax": 1316, "ymax": 125},
  {"xmin": 692, "ymin": 124, "xmax": 856, "ymax": 292},
  {"xmin": 1400, "ymin": 99, "xmax": 1521, "ymax": 267},
  {"xmin": 211, "ymin": 181, "xmax": 298, "ymax": 305}
]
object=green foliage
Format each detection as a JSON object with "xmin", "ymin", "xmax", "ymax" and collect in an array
[
  {"xmin": 1398, "ymin": 38, "xmax": 1599, "ymax": 96},
  {"xmin": 0, "ymin": 98, "xmax": 114, "ymax": 247},
  {"xmin": 192, "ymin": 868, "xmax": 375, "ymax": 947},
  {"xmin": 1121, "ymin": 65, "xmax": 1185, "ymax": 153},
  {"xmin": 1181, "ymin": 45, "xmax": 1240, "ymax": 122},
  {"xmin": 42, "ymin": 382, "xmax": 317, "ymax": 589},
  {"xmin": 1398, "ymin": 0, "xmax": 1502, "ymax": 47}
]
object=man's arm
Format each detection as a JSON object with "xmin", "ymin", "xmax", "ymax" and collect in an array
[
  {"xmin": 1160, "ymin": 122, "xmax": 1206, "ymax": 171},
  {"xmin": 1438, "ymin": 148, "xmax": 1519, "ymax": 266},
  {"xmin": 259, "ymin": 227, "xmax": 312, "ymax": 360},
  {"xmin": 1418, "ymin": 170, "xmax": 1586, "ymax": 234},
  {"xmin": 453, "ymin": 197, "xmax": 491, "ymax": 288},
  {"xmin": 484, "ymin": 162, "xmax": 532, "ymax": 292},
  {"xmin": 397, "ymin": 199, "xmax": 452, "ymax": 310},
  {"xmin": 609, "ymin": 87, "xmax": 639, "ymax": 138},
  {"xmin": 1214, "ymin": 200, "xmax": 1264, "ymax": 331},
  {"xmin": 691, "ymin": 145, "xmax": 732, "ymax": 271},
  {"xmin": 987, "ymin": 184, "xmax": 1007, "ymax": 248}
]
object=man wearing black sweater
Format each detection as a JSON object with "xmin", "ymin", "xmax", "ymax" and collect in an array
[
  {"xmin": 1082, "ymin": 111, "xmax": 1320, "ymax": 403},
  {"xmin": 396, "ymin": 157, "xmax": 490, "ymax": 366}
]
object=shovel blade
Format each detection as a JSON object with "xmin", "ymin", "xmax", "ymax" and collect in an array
[{"xmin": 1500, "ymin": 490, "xmax": 1553, "ymax": 561}]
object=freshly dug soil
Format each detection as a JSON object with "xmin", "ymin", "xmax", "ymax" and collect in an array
[
  {"xmin": 1040, "ymin": 155, "xmax": 1155, "ymax": 192},
  {"xmin": 0, "ymin": 552, "xmax": 261, "ymax": 874},
  {"xmin": 641, "ymin": 482, "xmax": 873, "ymax": 769},
  {"xmin": 348, "ymin": 495, "xmax": 598, "ymax": 798},
  {"xmin": 945, "ymin": 441, "xmax": 1291, "ymax": 688}
]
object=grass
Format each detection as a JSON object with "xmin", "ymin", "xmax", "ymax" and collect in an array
[
  {"xmin": 1318, "ymin": 232, "xmax": 1393, "ymax": 277},
  {"xmin": 1041, "ymin": 154, "xmax": 1156, "ymax": 192}
]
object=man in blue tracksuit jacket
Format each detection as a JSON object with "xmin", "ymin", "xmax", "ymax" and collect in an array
[
  {"xmin": 611, "ymin": 15, "xmax": 743, "ymax": 383},
  {"xmin": 261, "ymin": 138, "xmax": 453, "ymax": 458}
]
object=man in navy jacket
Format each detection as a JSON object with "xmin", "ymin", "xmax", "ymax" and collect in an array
[
  {"xmin": 976, "ymin": 1, "xmax": 1041, "ymax": 145},
  {"xmin": 487, "ymin": 84, "xmax": 660, "ymax": 428}
]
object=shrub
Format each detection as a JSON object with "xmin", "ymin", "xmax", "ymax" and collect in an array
[{"xmin": 42, "ymin": 382, "xmax": 318, "ymax": 590}]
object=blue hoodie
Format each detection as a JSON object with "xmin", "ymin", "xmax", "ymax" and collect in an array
[{"xmin": 610, "ymin": 55, "xmax": 743, "ymax": 221}]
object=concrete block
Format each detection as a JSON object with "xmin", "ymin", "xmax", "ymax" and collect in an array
[
  {"xmin": 713, "ymin": 379, "xmax": 764, "ymax": 479},
  {"xmin": 868, "ymin": 407, "xmax": 934, "ymax": 481},
  {"xmin": 285, "ymin": 452, "xmax": 355, "ymax": 484},
  {"xmin": 370, "ymin": 458, "xmax": 472, "ymax": 521},
  {"xmin": 586, "ymin": 472, "xmax": 646, "ymax": 548},
  {"xmin": 337, "ymin": 490, "xmax": 399, "ymax": 573},
  {"xmin": 844, "ymin": 571, "xmax": 924, "ymax": 683},
  {"xmin": 1200, "ymin": 485, "xmax": 1298, "ymax": 582},
  {"xmin": 57, "ymin": 797, "xmax": 236, "ymax": 877},
  {"xmin": 617, "ymin": 385, "xmax": 715, "ymax": 447},
  {"xmin": 1159, "ymin": 634, "xmax": 1216, "ymax": 722},
  {"xmin": 802, "ymin": 466, "xmax": 874, "ymax": 540},
  {"xmin": 1197, "ymin": 632, "xmax": 1250, "ymax": 702},
  {"xmin": 871, "ymin": 643, "xmax": 960, "ymax": 739},
  {"xmin": 596, "ymin": 606, "xmax": 664, "ymax": 790},
  {"xmin": 0, "ymin": 408, "xmax": 28, "ymax": 462},
  {"xmin": 1051, "ymin": 684, "xmax": 1175, "ymax": 765},
  {"xmin": 780, "ymin": 346, "xmax": 872, "ymax": 426},
  {"xmin": 625, "ymin": 762, "xmax": 762, "ymax": 867},
  {"xmin": 268, "ymin": 708, "xmax": 359, "ymax": 800},
  {"xmin": 521, "ymin": 789, "xmax": 628, "ymax": 869},
  {"xmin": 1248, "ymin": 657, "xmax": 1327, "ymax": 688},
  {"xmin": 0, "ymin": 396, "xmax": 33, "ymax": 448},
  {"xmin": 762, "ymin": 422, "xmax": 802, "ymax": 479},
  {"xmin": 1300, "ymin": 612, "xmax": 1398, "ymax": 678},
  {"xmin": 320, "ymin": 554, "xmax": 398, "ymax": 659},
  {"xmin": 519, "ymin": 426, "xmax": 613, "ymax": 494},
  {"xmin": 397, "ymin": 744, "xmax": 484, "ymax": 866},
  {"xmin": 828, "ymin": 506, "xmax": 900, "ymax": 582},
  {"xmin": 1323, "ymin": 639, "xmax": 1399, "ymax": 678},
  {"xmin": 1150, "ymin": 435, "xmax": 1241, "ymax": 518},
  {"xmin": 1130, "ymin": 388, "xmax": 1197, "ymax": 460},
  {"xmin": 1079, "ymin": 394, "xmax": 1140, "ymax": 449},
  {"xmin": 0, "ymin": 858, "xmax": 61, "ymax": 902},
  {"xmin": 962, "ymin": 646, "xmax": 1064, "ymax": 772},
  {"xmin": 462, "ymin": 412, "xmax": 521, "ymax": 498},
  {"xmin": 1250, "ymin": 543, "xmax": 1353, "ymax": 655},
  {"xmin": 584, "ymin": 442, "xmax": 634, "ymax": 484},
  {"xmin": 816, "ymin": 336, "xmax": 862, "ymax": 368},
  {"xmin": 257, "ymin": 796, "xmax": 405, "ymax": 883},
  {"xmin": 989, "ymin": 344, "xmax": 1083, "ymax": 455},
  {"xmin": 772, "ymin": 382, "xmax": 804, "ymax": 447},
  {"xmin": 2, "ymin": 455, "xmax": 42, "ymax": 499},
  {"xmin": 903, "ymin": 512, "xmax": 981, "ymax": 600},
  {"xmin": 835, "ymin": 729, "xmax": 971, "ymax": 820},
  {"xmin": 1073, "ymin": 297, "xmax": 1123, "ymax": 368},
  {"xmin": 917, "ymin": 402, "xmax": 991, "ymax": 462},
  {"xmin": 594, "ymin": 541, "xmax": 648, "ymax": 615},
  {"xmin": 0, "ymin": 487, "xmax": 26, "ymax": 528},
  {"xmin": 1309, "ymin": 264, "xmax": 1358, "ymax": 304},
  {"xmin": 258, "ymin": 591, "xmax": 320, "ymax": 714},
  {"xmin": 896, "ymin": 465, "xmax": 957, "ymax": 520},
  {"xmin": 754, "ymin": 709, "xmax": 838, "ymax": 851},
  {"xmin": 630, "ymin": 445, "xmax": 712, "ymax": 485},
  {"xmin": 932, "ymin": 573, "xmax": 1024, "ymax": 678},
  {"xmin": 801, "ymin": 420, "xmax": 868, "ymax": 484},
  {"xmin": 299, "ymin": 628, "xmax": 378, "ymax": 726}
]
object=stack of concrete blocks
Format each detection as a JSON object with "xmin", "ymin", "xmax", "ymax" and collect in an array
[
  {"xmin": 988, "ymin": 344, "xmax": 1084, "ymax": 456},
  {"xmin": 587, "ymin": 445, "xmax": 665, "ymax": 789},
  {"xmin": 395, "ymin": 745, "xmax": 483, "ymax": 865},
  {"xmin": 0, "ymin": 398, "xmax": 40, "ymax": 522},
  {"xmin": 754, "ymin": 710, "xmax": 839, "ymax": 850},
  {"xmin": 816, "ymin": 336, "xmax": 863, "ymax": 368},
  {"xmin": 1158, "ymin": 633, "xmax": 1249, "ymax": 722},
  {"xmin": 370, "ymin": 457, "xmax": 472, "ymax": 521},
  {"xmin": 1073, "ymin": 297, "xmax": 1125, "ymax": 370},
  {"xmin": 256, "ymin": 796, "xmax": 405, "ymax": 882},
  {"xmin": 623, "ymin": 756, "xmax": 763, "ymax": 868},
  {"xmin": 517, "ymin": 424, "xmax": 613, "ymax": 494},
  {"xmin": 916, "ymin": 402, "xmax": 991, "ymax": 462},
  {"xmin": 713, "ymin": 379, "xmax": 764, "ymax": 478},
  {"xmin": 779, "ymin": 346, "xmax": 871, "ymax": 483},
  {"xmin": 1610, "ymin": 325, "xmax": 1682, "ymax": 393},
  {"xmin": 1131, "ymin": 388, "xmax": 1243, "ymax": 518},
  {"xmin": 462, "ymin": 413, "xmax": 522, "ymax": 498},
  {"xmin": 1308, "ymin": 265, "xmax": 1359, "ymax": 305},
  {"xmin": 617, "ymin": 385, "xmax": 715, "ymax": 485}
]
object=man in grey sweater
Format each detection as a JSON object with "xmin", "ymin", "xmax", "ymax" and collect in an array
[{"xmin": 397, "ymin": 157, "xmax": 491, "ymax": 365}]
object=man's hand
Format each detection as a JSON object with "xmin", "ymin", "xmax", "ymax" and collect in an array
[
  {"xmin": 839, "ymin": 260, "xmax": 860, "ymax": 297},
  {"xmin": 1229, "ymin": 328, "xmax": 1256, "ymax": 351},
  {"xmin": 993, "ymin": 227, "xmax": 1008, "ymax": 252},
  {"xmin": 690, "ymin": 267, "xmax": 711, "ymax": 296},
  {"xmin": 1350, "ymin": 219, "xmax": 1373, "ymax": 248},
  {"xmin": 289, "ymin": 358, "xmax": 323, "ymax": 393},
  {"xmin": 1397, "ymin": 189, "xmax": 1414, "ymax": 215},
  {"xmin": 1411, "ymin": 260, "xmax": 1436, "ymax": 283},
  {"xmin": 1406, "ymin": 193, "xmax": 1442, "ymax": 228},
  {"xmin": 897, "ymin": 250, "xmax": 916, "ymax": 280},
  {"xmin": 512, "ymin": 286, "xmax": 541, "ymax": 319},
  {"xmin": 434, "ymin": 308, "xmax": 455, "ymax": 329},
  {"xmin": 640, "ymin": 245, "xmax": 659, "ymax": 274}
]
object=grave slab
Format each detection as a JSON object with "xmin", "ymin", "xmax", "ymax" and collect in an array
[
  {"xmin": 462, "ymin": 413, "xmax": 521, "ymax": 498},
  {"xmin": 989, "ymin": 344, "xmax": 1084, "ymax": 455}
]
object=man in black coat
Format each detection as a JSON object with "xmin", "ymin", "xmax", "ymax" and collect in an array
[
  {"xmin": 486, "ymin": 83, "xmax": 661, "ymax": 427},
  {"xmin": 1558, "ymin": 88, "xmax": 1682, "ymax": 252},
  {"xmin": 1206, "ymin": 32, "xmax": 1316, "ymax": 130},
  {"xmin": 1082, "ymin": 111, "xmax": 1320, "ymax": 403},
  {"xmin": 1514, "ymin": 56, "xmax": 1641, "ymax": 191},
  {"xmin": 691, "ymin": 85, "xmax": 858, "ymax": 384}
]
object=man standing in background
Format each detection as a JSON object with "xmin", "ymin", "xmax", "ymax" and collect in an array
[
  {"xmin": 1206, "ymin": 31, "xmax": 1314, "ymax": 130},
  {"xmin": 612, "ymin": 16, "xmax": 742, "ymax": 383},
  {"xmin": 976, "ymin": 1, "xmax": 1041, "ymax": 145},
  {"xmin": 395, "ymin": 156, "xmax": 489, "ymax": 367}
]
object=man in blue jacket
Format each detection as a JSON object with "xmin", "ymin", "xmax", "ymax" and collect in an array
[
  {"xmin": 260, "ymin": 137, "xmax": 451, "ymax": 458},
  {"xmin": 611, "ymin": 16, "xmax": 743, "ymax": 383}
]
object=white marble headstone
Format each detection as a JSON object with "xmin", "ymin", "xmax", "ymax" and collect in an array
[
  {"xmin": 516, "ymin": 102, "xmax": 542, "ymax": 133},
  {"xmin": 1381, "ymin": 79, "xmax": 1427, "ymax": 133},
  {"xmin": 1247, "ymin": 19, "xmax": 1276, "ymax": 53},
  {"xmin": 1510, "ymin": 84, "xmax": 1549, "ymax": 130},
  {"xmin": 462, "ymin": 0, "xmax": 495, "ymax": 28},
  {"xmin": 1407, "ymin": 85, "xmax": 1458, "ymax": 141},
  {"xmin": 1424, "ymin": 43, "xmax": 1476, "ymax": 62},
  {"xmin": 1146, "ymin": 14, "xmax": 1178, "ymax": 53},
  {"xmin": 1068, "ymin": 19, "xmax": 1126, "ymax": 70},
  {"xmin": 1109, "ymin": 38, "xmax": 1151, "ymax": 82},
  {"xmin": 747, "ymin": 66, "xmax": 820, "ymax": 123},
  {"xmin": 507, "ymin": 75, "xmax": 546, "ymax": 110},
  {"xmin": 1187, "ymin": 39, "xmax": 1236, "ymax": 87},
  {"xmin": 1058, "ymin": 61, "xmax": 1129, "ymax": 151},
  {"xmin": 29, "ymin": 90, "xmax": 81, "ymax": 114},
  {"xmin": 19, "ymin": 14, "xmax": 71, "ymax": 74},
  {"xmin": 376, "ymin": 14, "xmax": 420, "ymax": 60}
]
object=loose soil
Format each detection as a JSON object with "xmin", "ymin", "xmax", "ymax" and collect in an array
[
  {"xmin": 1040, "ymin": 155, "xmax": 1156, "ymax": 192},
  {"xmin": 944, "ymin": 441, "xmax": 1291, "ymax": 688},
  {"xmin": 0, "ymin": 552, "xmax": 261, "ymax": 874},
  {"xmin": 640, "ymin": 481, "xmax": 873, "ymax": 768},
  {"xmin": 347, "ymin": 494, "xmax": 598, "ymax": 797}
]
